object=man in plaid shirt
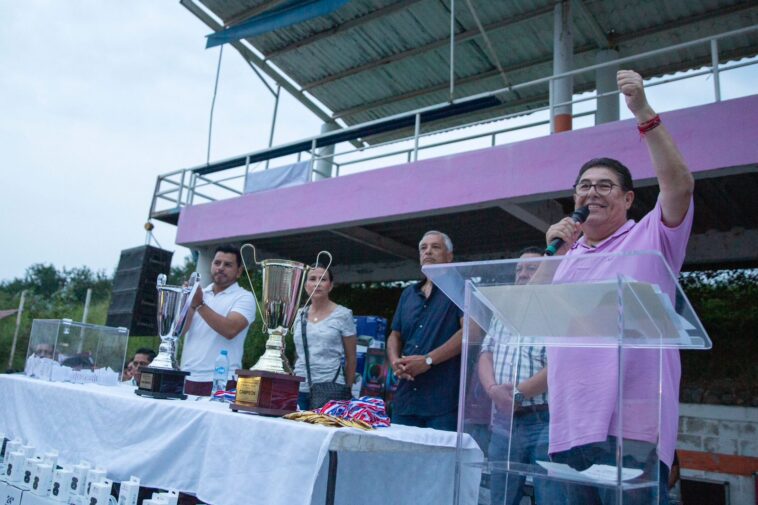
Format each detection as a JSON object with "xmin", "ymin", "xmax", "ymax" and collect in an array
[{"xmin": 478, "ymin": 246, "xmax": 558, "ymax": 505}]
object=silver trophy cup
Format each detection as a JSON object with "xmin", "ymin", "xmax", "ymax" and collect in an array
[
  {"xmin": 241, "ymin": 244, "xmax": 331, "ymax": 375},
  {"xmin": 152, "ymin": 272, "xmax": 199, "ymax": 370}
]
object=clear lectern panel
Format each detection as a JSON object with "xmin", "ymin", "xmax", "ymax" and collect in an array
[{"xmin": 423, "ymin": 252, "xmax": 711, "ymax": 504}]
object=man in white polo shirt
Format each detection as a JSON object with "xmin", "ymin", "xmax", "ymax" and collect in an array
[{"xmin": 181, "ymin": 244, "xmax": 256, "ymax": 396}]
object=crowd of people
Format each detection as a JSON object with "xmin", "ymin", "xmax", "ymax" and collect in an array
[{"xmin": 116, "ymin": 70, "xmax": 689, "ymax": 505}]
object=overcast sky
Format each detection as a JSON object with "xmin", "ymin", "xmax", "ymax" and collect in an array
[
  {"xmin": 0, "ymin": 1, "xmax": 322, "ymax": 282},
  {"xmin": 1, "ymin": 2, "xmax": 755, "ymax": 284}
]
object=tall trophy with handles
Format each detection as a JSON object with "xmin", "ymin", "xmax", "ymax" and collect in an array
[
  {"xmin": 135, "ymin": 272, "xmax": 199, "ymax": 400},
  {"xmin": 231, "ymin": 244, "xmax": 331, "ymax": 415}
]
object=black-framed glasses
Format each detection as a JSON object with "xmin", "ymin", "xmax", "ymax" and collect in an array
[{"xmin": 573, "ymin": 181, "xmax": 621, "ymax": 196}]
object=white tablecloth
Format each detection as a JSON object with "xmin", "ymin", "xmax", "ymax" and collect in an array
[{"xmin": 0, "ymin": 375, "xmax": 482, "ymax": 505}]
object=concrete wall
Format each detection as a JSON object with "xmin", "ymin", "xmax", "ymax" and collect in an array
[{"xmin": 678, "ymin": 403, "xmax": 758, "ymax": 505}]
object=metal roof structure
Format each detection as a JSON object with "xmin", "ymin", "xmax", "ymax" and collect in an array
[
  {"xmin": 183, "ymin": 0, "xmax": 758, "ymax": 140},
  {"xmin": 160, "ymin": 0, "xmax": 758, "ymax": 283}
]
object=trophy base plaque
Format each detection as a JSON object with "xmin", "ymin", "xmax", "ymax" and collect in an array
[
  {"xmin": 135, "ymin": 367, "xmax": 190, "ymax": 400},
  {"xmin": 230, "ymin": 370, "xmax": 303, "ymax": 416}
]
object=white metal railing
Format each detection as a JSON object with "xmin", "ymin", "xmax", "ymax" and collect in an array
[{"xmin": 149, "ymin": 25, "xmax": 757, "ymax": 219}]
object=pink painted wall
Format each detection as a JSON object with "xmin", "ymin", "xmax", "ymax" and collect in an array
[{"xmin": 176, "ymin": 95, "xmax": 758, "ymax": 246}]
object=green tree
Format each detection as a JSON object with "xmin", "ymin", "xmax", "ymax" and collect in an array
[
  {"xmin": 679, "ymin": 269, "xmax": 758, "ymax": 405},
  {"xmin": 24, "ymin": 264, "xmax": 65, "ymax": 297},
  {"xmin": 168, "ymin": 255, "xmax": 197, "ymax": 285},
  {"xmin": 62, "ymin": 266, "xmax": 112, "ymax": 303}
]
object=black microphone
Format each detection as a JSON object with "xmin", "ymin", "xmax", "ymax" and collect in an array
[{"xmin": 544, "ymin": 206, "xmax": 590, "ymax": 256}]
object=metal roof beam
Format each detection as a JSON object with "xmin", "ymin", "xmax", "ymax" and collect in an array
[
  {"xmin": 333, "ymin": 44, "xmax": 595, "ymax": 120},
  {"xmin": 223, "ymin": 0, "xmax": 291, "ymax": 27},
  {"xmin": 331, "ymin": 227, "xmax": 418, "ymax": 260},
  {"xmin": 464, "ymin": 0, "xmax": 512, "ymax": 89},
  {"xmin": 571, "ymin": 0, "xmax": 609, "ymax": 49},
  {"xmin": 332, "ymin": 68, "xmax": 503, "ymax": 119},
  {"xmin": 303, "ymin": 1, "xmax": 756, "ymax": 100},
  {"xmin": 329, "ymin": 1, "xmax": 757, "ymax": 121},
  {"xmin": 612, "ymin": 1, "xmax": 758, "ymax": 46},
  {"xmin": 302, "ymin": 4, "xmax": 555, "ymax": 91},
  {"xmin": 265, "ymin": 0, "xmax": 426, "ymax": 60},
  {"xmin": 180, "ymin": 0, "xmax": 334, "ymax": 124}
]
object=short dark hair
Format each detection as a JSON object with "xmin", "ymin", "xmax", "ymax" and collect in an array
[
  {"xmin": 134, "ymin": 348, "xmax": 156, "ymax": 361},
  {"xmin": 576, "ymin": 157, "xmax": 634, "ymax": 191},
  {"xmin": 214, "ymin": 244, "xmax": 242, "ymax": 267},
  {"xmin": 309, "ymin": 263, "xmax": 334, "ymax": 283},
  {"xmin": 516, "ymin": 246, "xmax": 543, "ymax": 257}
]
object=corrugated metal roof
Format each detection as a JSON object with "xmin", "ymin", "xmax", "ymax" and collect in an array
[{"xmin": 191, "ymin": 0, "xmax": 758, "ymax": 140}]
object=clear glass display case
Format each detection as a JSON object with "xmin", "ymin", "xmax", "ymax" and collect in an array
[{"xmin": 25, "ymin": 319, "xmax": 129, "ymax": 385}]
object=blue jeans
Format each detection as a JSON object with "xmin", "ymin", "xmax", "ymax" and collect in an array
[
  {"xmin": 488, "ymin": 409, "xmax": 560, "ymax": 505},
  {"xmin": 392, "ymin": 411, "xmax": 458, "ymax": 431},
  {"xmin": 550, "ymin": 437, "xmax": 670, "ymax": 505},
  {"xmin": 297, "ymin": 391, "xmax": 311, "ymax": 411}
]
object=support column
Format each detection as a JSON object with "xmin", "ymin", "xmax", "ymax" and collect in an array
[
  {"xmin": 551, "ymin": 0, "xmax": 573, "ymax": 133},
  {"xmin": 595, "ymin": 49, "xmax": 619, "ymax": 124},
  {"xmin": 313, "ymin": 121, "xmax": 339, "ymax": 181}
]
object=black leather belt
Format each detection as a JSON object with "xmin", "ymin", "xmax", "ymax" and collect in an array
[{"xmin": 513, "ymin": 403, "xmax": 549, "ymax": 417}]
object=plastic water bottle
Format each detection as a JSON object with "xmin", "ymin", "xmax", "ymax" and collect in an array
[{"xmin": 210, "ymin": 350, "xmax": 229, "ymax": 401}]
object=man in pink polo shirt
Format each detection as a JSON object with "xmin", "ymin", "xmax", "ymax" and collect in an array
[{"xmin": 544, "ymin": 70, "xmax": 694, "ymax": 504}]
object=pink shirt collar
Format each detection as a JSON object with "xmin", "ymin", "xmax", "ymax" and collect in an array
[{"xmin": 571, "ymin": 219, "xmax": 636, "ymax": 251}]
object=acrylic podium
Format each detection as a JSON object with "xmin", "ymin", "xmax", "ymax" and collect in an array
[{"xmin": 423, "ymin": 251, "xmax": 711, "ymax": 505}]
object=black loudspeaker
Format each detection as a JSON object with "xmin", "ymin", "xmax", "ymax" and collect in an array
[{"xmin": 106, "ymin": 245, "xmax": 173, "ymax": 336}]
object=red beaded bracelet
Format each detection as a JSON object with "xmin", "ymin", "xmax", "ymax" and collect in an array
[{"xmin": 637, "ymin": 114, "xmax": 661, "ymax": 135}]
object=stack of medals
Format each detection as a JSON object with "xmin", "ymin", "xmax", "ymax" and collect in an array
[
  {"xmin": 283, "ymin": 411, "xmax": 373, "ymax": 430},
  {"xmin": 318, "ymin": 396, "xmax": 391, "ymax": 428}
]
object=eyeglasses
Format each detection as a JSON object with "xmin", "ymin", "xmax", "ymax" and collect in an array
[{"xmin": 573, "ymin": 181, "xmax": 622, "ymax": 196}]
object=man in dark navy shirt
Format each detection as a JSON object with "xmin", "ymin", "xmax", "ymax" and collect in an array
[{"xmin": 387, "ymin": 230, "xmax": 463, "ymax": 431}]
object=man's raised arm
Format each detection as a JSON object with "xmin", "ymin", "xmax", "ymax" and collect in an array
[{"xmin": 618, "ymin": 69, "xmax": 694, "ymax": 227}]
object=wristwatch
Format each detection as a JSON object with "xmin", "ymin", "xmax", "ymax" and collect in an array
[
  {"xmin": 513, "ymin": 386, "xmax": 525, "ymax": 406},
  {"xmin": 424, "ymin": 355, "xmax": 433, "ymax": 366}
]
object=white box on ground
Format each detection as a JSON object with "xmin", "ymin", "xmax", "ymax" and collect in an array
[
  {"xmin": 116, "ymin": 476, "xmax": 139, "ymax": 505},
  {"xmin": 6, "ymin": 451, "xmax": 26, "ymax": 483},
  {"xmin": 69, "ymin": 462, "xmax": 91, "ymax": 496},
  {"xmin": 49, "ymin": 467, "xmax": 72, "ymax": 502},
  {"xmin": 30, "ymin": 463, "xmax": 53, "ymax": 496},
  {"xmin": 1, "ymin": 481, "xmax": 25, "ymax": 505},
  {"xmin": 20, "ymin": 491, "xmax": 61, "ymax": 504},
  {"xmin": 155, "ymin": 490, "xmax": 178, "ymax": 505}
]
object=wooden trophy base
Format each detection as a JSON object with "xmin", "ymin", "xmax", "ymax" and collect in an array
[
  {"xmin": 230, "ymin": 369, "xmax": 304, "ymax": 416},
  {"xmin": 135, "ymin": 367, "xmax": 190, "ymax": 400}
]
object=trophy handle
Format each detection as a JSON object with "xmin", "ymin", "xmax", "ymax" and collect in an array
[
  {"xmin": 315, "ymin": 250, "xmax": 333, "ymax": 273},
  {"xmin": 174, "ymin": 272, "xmax": 200, "ymax": 336},
  {"xmin": 240, "ymin": 243, "xmax": 267, "ymax": 332},
  {"xmin": 240, "ymin": 243, "xmax": 261, "ymax": 266},
  {"xmin": 301, "ymin": 250, "xmax": 333, "ymax": 309}
]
